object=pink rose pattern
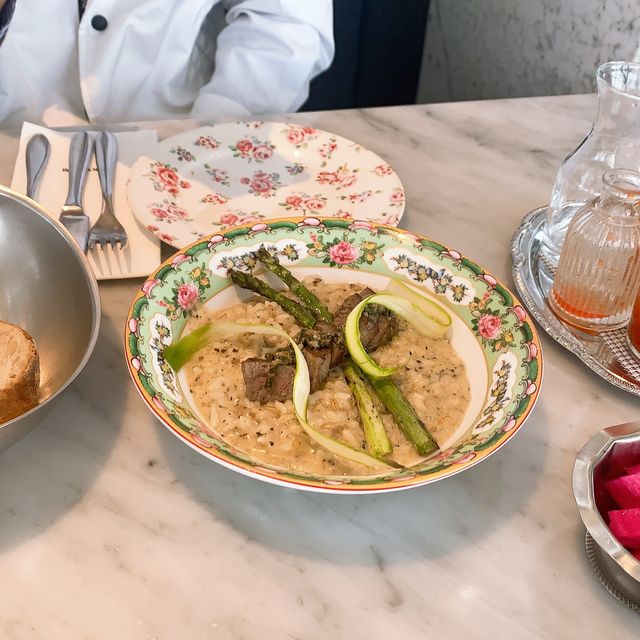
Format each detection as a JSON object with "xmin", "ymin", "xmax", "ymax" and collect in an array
[
  {"xmin": 204, "ymin": 165, "xmax": 230, "ymax": 187},
  {"xmin": 160, "ymin": 266, "xmax": 212, "ymax": 320},
  {"xmin": 177, "ymin": 283, "xmax": 199, "ymax": 310},
  {"xmin": 200, "ymin": 193, "xmax": 229, "ymax": 205},
  {"xmin": 315, "ymin": 164, "xmax": 358, "ymax": 190},
  {"xmin": 211, "ymin": 210, "xmax": 265, "ymax": 230},
  {"xmin": 306, "ymin": 233, "xmax": 383, "ymax": 268},
  {"xmin": 476, "ymin": 314, "xmax": 502, "ymax": 339},
  {"xmin": 240, "ymin": 170, "xmax": 282, "ymax": 198},
  {"xmin": 319, "ymin": 140, "xmax": 337, "ymax": 159},
  {"xmin": 150, "ymin": 207, "xmax": 168, "ymax": 220},
  {"xmin": 236, "ymin": 138, "xmax": 252, "ymax": 155},
  {"xmin": 283, "ymin": 125, "xmax": 318, "ymax": 148},
  {"xmin": 389, "ymin": 188, "xmax": 405, "ymax": 206},
  {"xmin": 374, "ymin": 164, "xmax": 393, "ymax": 176},
  {"xmin": 380, "ymin": 211, "xmax": 402, "ymax": 226},
  {"xmin": 318, "ymin": 138, "xmax": 337, "ymax": 166},
  {"xmin": 194, "ymin": 135, "xmax": 220, "ymax": 149},
  {"xmin": 229, "ymin": 136, "xmax": 275, "ymax": 163},
  {"xmin": 469, "ymin": 292, "xmax": 517, "ymax": 352},
  {"xmin": 147, "ymin": 162, "xmax": 191, "ymax": 197},
  {"xmin": 146, "ymin": 224, "xmax": 176, "ymax": 245},
  {"xmin": 328, "ymin": 241, "xmax": 359, "ymax": 265},
  {"xmin": 253, "ymin": 145, "xmax": 273, "ymax": 161},
  {"xmin": 220, "ymin": 213, "xmax": 239, "ymax": 226},
  {"xmin": 339, "ymin": 189, "xmax": 382, "ymax": 204},
  {"xmin": 279, "ymin": 192, "xmax": 327, "ymax": 214},
  {"xmin": 284, "ymin": 194, "xmax": 303, "ymax": 209},
  {"xmin": 304, "ymin": 196, "xmax": 326, "ymax": 211},
  {"xmin": 148, "ymin": 200, "xmax": 193, "ymax": 224}
]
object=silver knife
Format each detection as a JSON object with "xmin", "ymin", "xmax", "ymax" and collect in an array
[
  {"xmin": 60, "ymin": 132, "xmax": 93, "ymax": 253},
  {"xmin": 25, "ymin": 134, "xmax": 50, "ymax": 200}
]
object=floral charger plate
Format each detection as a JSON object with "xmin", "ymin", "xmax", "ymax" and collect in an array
[
  {"xmin": 127, "ymin": 122, "xmax": 405, "ymax": 249},
  {"xmin": 125, "ymin": 218, "xmax": 543, "ymax": 493}
]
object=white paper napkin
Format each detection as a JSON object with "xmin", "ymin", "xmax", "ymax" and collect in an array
[{"xmin": 11, "ymin": 121, "xmax": 161, "ymax": 280}]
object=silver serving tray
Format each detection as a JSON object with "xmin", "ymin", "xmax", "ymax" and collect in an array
[{"xmin": 512, "ymin": 206, "xmax": 640, "ymax": 397}]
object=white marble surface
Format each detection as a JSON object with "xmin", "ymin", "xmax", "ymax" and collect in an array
[
  {"xmin": 419, "ymin": 0, "xmax": 640, "ymax": 102},
  {"xmin": 0, "ymin": 95, "xmax": 639, "ymax": 638}
]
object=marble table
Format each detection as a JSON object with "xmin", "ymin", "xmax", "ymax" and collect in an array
[{"xmin": 0, "ymin": 95, "xmax": 638, "ymax": 639}]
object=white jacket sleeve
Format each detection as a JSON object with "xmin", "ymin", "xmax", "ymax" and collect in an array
[{"xmin": 191, "ymin": 0, "xmax": 334, "ymax": 118}]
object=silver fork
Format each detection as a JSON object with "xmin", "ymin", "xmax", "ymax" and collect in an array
[{"xmin": 89, "ymin": 131, "xmax": 128, "ymax": 250}]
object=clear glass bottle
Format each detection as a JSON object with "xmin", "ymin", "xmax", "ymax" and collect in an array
[
  {"xmin": 541, "ymin": 61, "xmax": 640, "ymax": 265},
  {"xmin": 548, "ymin": 169, "xmax": 640, "ymax": 332}
]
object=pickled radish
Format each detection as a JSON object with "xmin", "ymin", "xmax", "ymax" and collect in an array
[
  {"xmin": 606, "ymin": 474, "xmax": 640, "ymax": 509},
  {"xmin": 593, "ymin": 455, "xmax": 640, "ymax": 556},
  {"xmin": 608, "ymin": 509, "xmax": 640, "ymax": 548}
]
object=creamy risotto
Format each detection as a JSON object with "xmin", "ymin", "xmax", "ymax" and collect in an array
[{"xmin": 181, "ymin": 280, "xmax": 470, "ymax": 476}]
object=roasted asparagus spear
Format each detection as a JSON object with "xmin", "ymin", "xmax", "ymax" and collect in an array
[
  {"xmin": 228, "ymin": 269, "xmax": 316, "ymax": 328},
  {"xmin": 369, "ymin": 376, "xmax": 438, "ymax": 456},
  {"xmin": 257, "ymin": 247, "xmax": 333, "ymax": 322},
  {"xmin": 344, "ymin": 361, "xmax": 392, "ymax": 458}
]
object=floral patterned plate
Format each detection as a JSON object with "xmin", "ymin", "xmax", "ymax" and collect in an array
[
  {"xmin": 125, "ymin": 218, "xmax": 543, "ymax": 493},
  {"xmin": 126, "ymin": 122, "xmax": 405, "ymax": 248}
]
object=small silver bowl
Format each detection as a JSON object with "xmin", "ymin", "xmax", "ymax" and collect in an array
[
  {"xmin": 0, "ymin": 186, "xmax": 100, "ymax": 451},
  {"xmin": 573, "ymin": 421, "xmax": 640, "ymax": 609}
]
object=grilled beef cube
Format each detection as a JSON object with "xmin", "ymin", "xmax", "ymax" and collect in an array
[
  {"xmin": 359, "ymin": 303, "xmax": 398, "ymax": 351},
  {"xmin": 332, "ymin": 287, "xmax": 375, "ymax": 328},
  {"xmin": 328, "ymin": 289, "xmax": 398, "ymax": 365},
  {"xmin": 241, "ymin": 287, "xmax": 398, "ymax": 403},
  {"xmin": 325, "ymin": 287, "xmax": 373, "ymax": 365},
  {"xmin": 242, "ymin": 358, "xmax": 295, "ymax": 404}
]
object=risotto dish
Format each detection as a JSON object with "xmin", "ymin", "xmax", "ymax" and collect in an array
[{"xmin": 166, "ymin": 248, "xmax": 471, "ymax": 476}]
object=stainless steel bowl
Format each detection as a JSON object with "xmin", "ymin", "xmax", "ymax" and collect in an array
[
  {"xmin": 0, "ymin": 186, "xmax": 100, "ymax": 451},
  {"xmin": 573, "ymin": 421, "xmax": 640, "ymax": 607}
]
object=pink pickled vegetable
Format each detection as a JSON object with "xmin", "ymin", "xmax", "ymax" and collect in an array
[
  {"xmin": 608, "ymin": 509, "xmax": 640, "ymax": 548},
  {"xmin": 596, "ymin": 489, "xmax": 618, "ymax": 521},
  {"xmin": 606, "ymin": 474, "xmax": 640, "ymax": 508},
  {"xmin": 626, "ymin": 464, "xmax": 640, "ymax": 476}
]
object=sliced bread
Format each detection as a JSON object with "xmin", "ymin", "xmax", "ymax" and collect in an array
[{"xmin": 0, "ymin": 320, "xmax": 40, "ymax": 424}]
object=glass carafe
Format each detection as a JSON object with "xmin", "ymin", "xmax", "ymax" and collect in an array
[
  {"xmin": 548, "ymin": 169, "xmax": 640, "ymax": 332},
  {"xmin": 542, "ymin": 61, "xmax": 640, "ymax": 264}
]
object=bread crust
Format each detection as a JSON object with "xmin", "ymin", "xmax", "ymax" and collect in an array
[{"xmin": 0, "ymin": 321, "xmax": 40, "ymax": 424}]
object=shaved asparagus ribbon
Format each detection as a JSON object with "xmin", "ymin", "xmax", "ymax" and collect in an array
[
  {"xmin": 164, "ymin": 322, "xmax": 391, "ymax": 469},
  {"xmin": 164, "ymin": 323, "xmax": 218, "ymax": 371},
  {"xmin": 344, "ymin": 292, "xmax": 452, "ymax": 379},
  {"xmin": 384, "ymin": 279, "xmax": 452, "ymax": 329}
]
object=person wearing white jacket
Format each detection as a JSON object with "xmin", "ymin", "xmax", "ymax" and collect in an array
[{"xmin": 0, "ymin": 0, "xmax": 334, "ymax": 127}]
